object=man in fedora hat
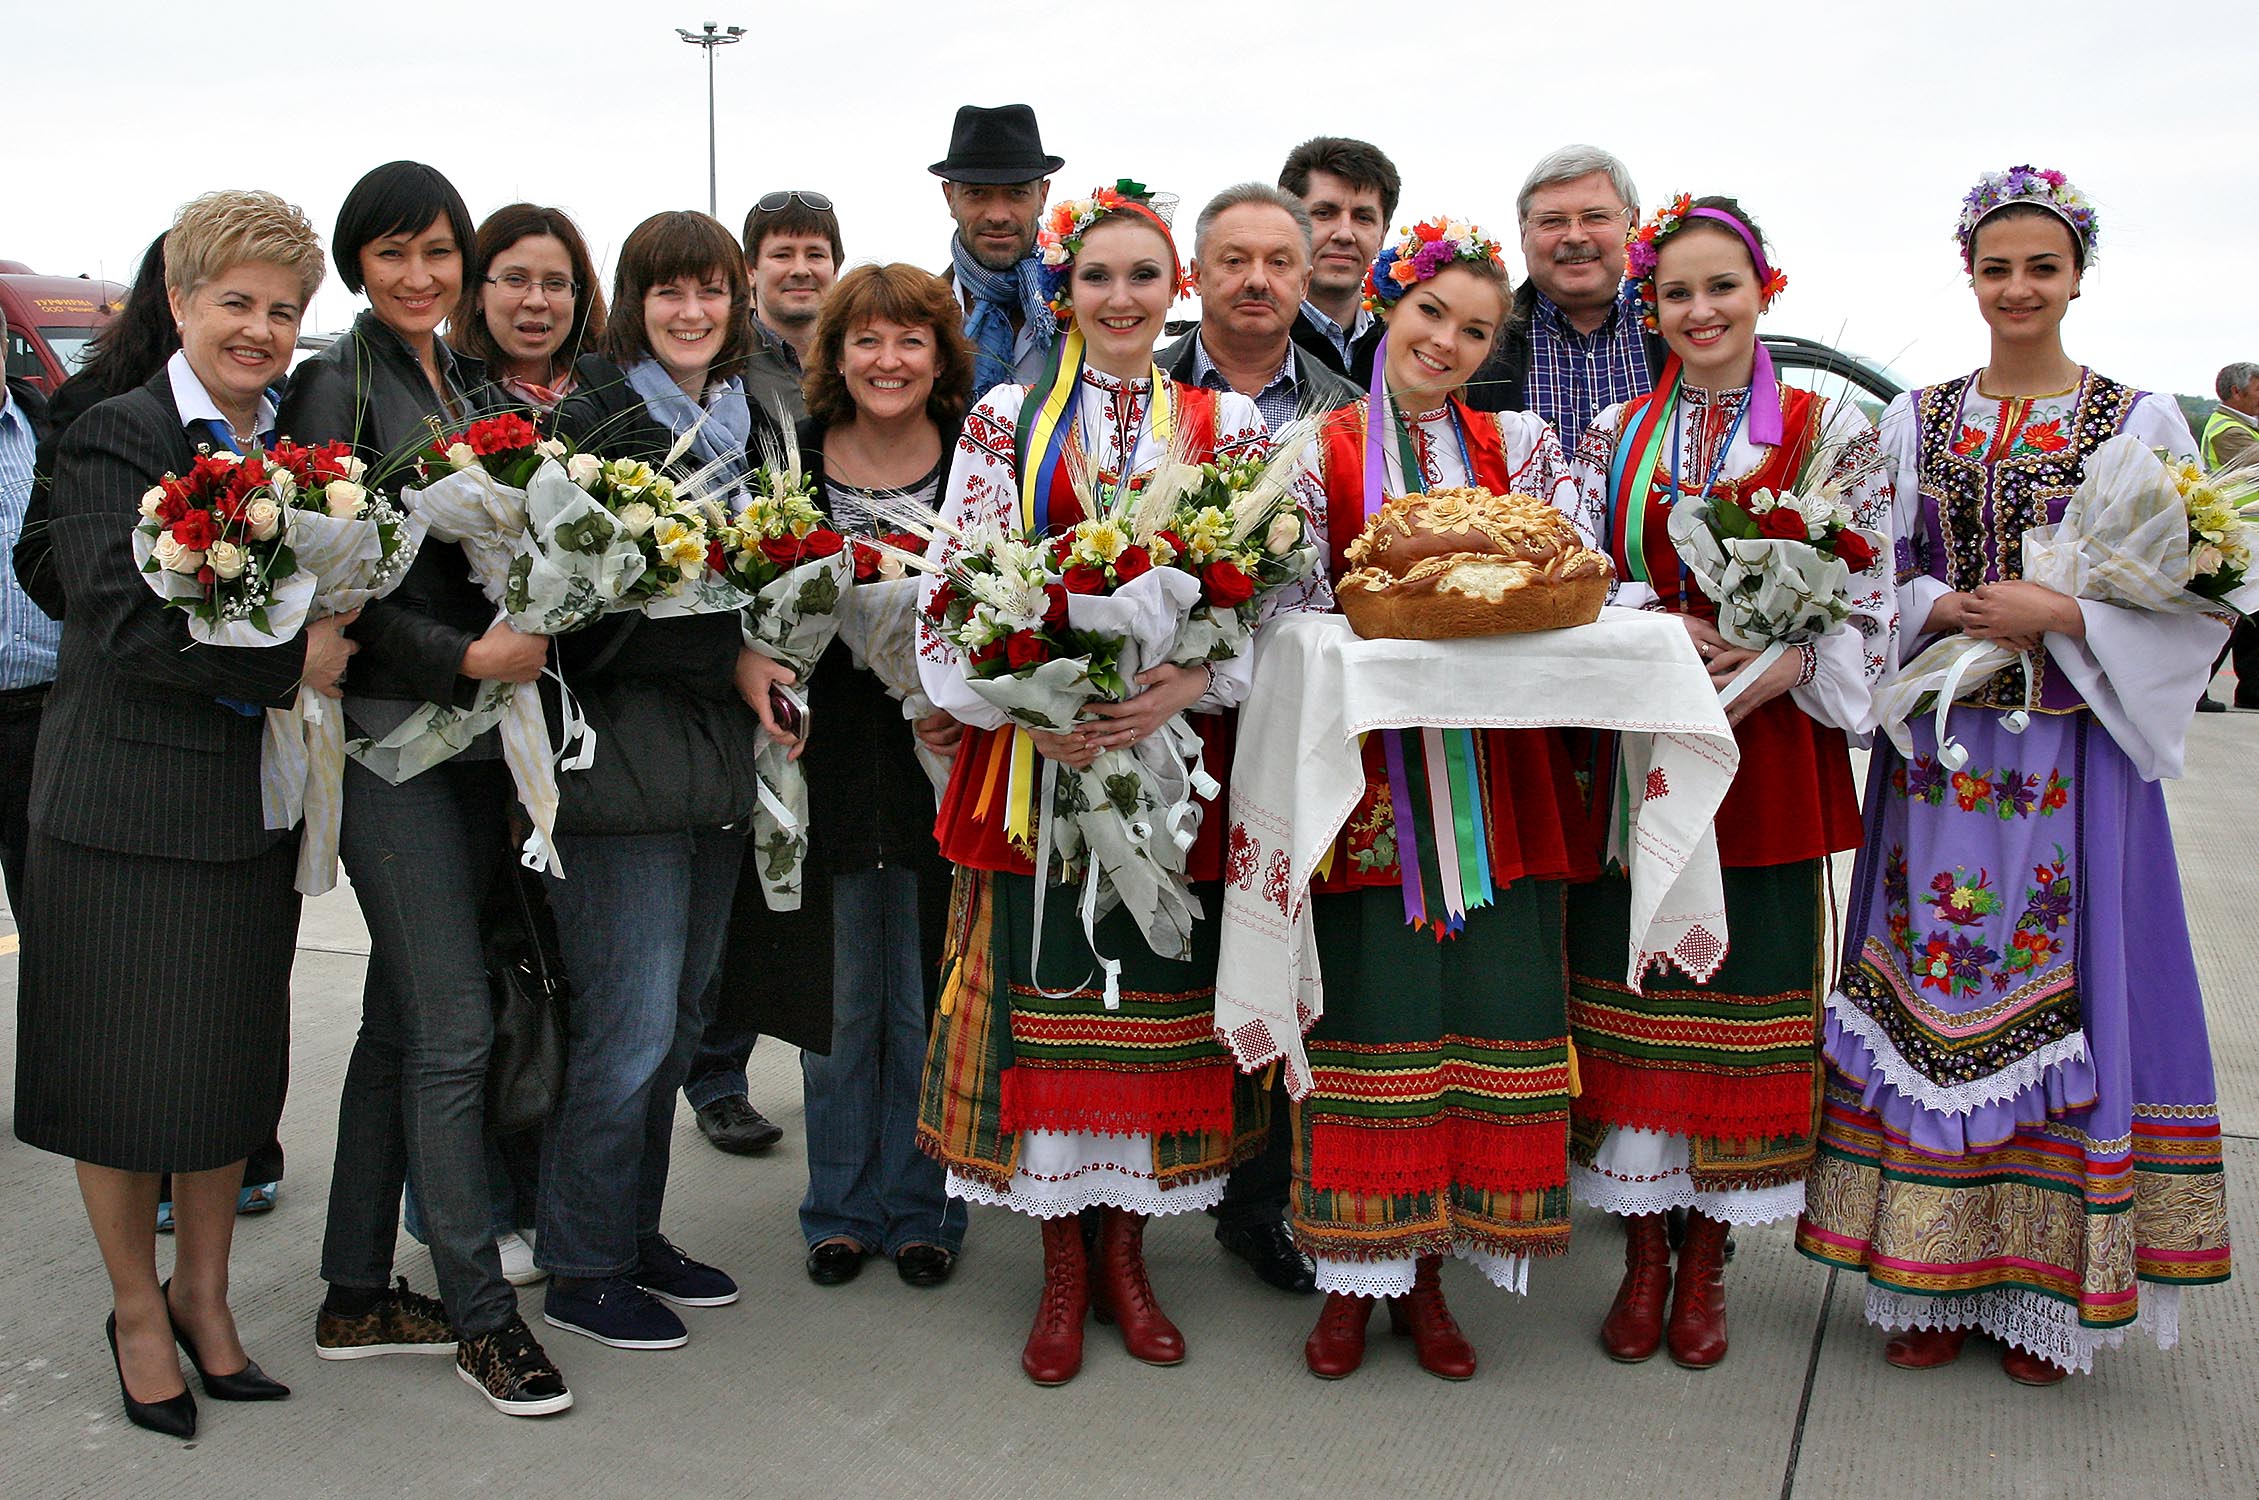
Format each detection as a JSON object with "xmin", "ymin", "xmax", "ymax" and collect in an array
[{"xmin": 932, "ymin": 102, "xmax": 1064, "ymax": 397}]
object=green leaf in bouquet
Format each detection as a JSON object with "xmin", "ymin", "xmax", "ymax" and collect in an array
[
  {"xmin": 504, "ymin": 553, "xmax": 535, "ymax": 613},
  {"xmin": 1710, "ymin": 500, "xmax": 1758, "ymax": 540},
  {"xmin": 796, "ymin": 569, "xmax": 841, "ymax": 615},
  {"xmin": 249, "ymin": 604, "xmax": 273, "ymax": 635}
]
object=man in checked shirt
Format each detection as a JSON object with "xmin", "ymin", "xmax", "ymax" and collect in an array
[{"xmin": 1464, "ymin": 144, "xmax": 1664, "ymax": 447}]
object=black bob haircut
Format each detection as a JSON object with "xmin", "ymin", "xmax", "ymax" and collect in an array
[{"xmin": 333, "ymin": 160, "xmax": 476, "ymax": 294}]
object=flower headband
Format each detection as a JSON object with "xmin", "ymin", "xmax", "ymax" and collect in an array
[
  {"xmin": 1360, "ymin": 217, "xmax": 1507, "ymax": 313},
  {"xmin": 1956, "ymin": 164, "xmax": 2098, "ymax": 271},
  {"xmin": 1035, "ymin": 179, "xmax": 1186, "ymax": 320},
  {"xmin": 1622, "ymin": 193, "xmax": 1789, "ymax": 333}
]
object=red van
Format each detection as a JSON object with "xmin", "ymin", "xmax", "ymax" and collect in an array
[{"xmin": 1, "ymin": 268, "xmax": 129, "ymax": 396}]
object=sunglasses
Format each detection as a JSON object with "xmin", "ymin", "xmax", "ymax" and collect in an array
[{"xmin": 755, "ymin": 189, "xmax": 833, "ymax": 213}]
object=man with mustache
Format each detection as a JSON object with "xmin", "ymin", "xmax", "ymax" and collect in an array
[
  {"xmin": 931, "ymin": 103, "xmax": 1063, "ymax": 398},
  {"xmin": 1277, "ymin": 137, "xmax": 1398, "ymax": 387},
  {"xmin": 1464, "ymin": 145, "xmax": 1663, "ymax": 442}
]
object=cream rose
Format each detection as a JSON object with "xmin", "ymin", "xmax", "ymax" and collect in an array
[
  {"xmin": 325, "ymin": 480, "xmax": 367, "ymax": 518},
  {"xmin": 446, "ymin": 442, "xmax": 476, "ymax": 469},
  {"xmin": 207, "ymin": 540, "xmax": 247, "ymax": 580},
  {"xmin": 152, "ymin": 534, "xmax": 204, "ymax": 575},
  {"xmin": 1264, "ymin": 511, "xmax": 1302, "ymax": 555},
  {"xmin": 268, "ymin": 467, "xmax": 298, "ymax": 504},
  {"xmin": 139, "ymin": 486, "xmax": 167, "ymax": 520},
  {"xmin": 566, "ymin": 452, "xmax": 603, "ymax": 489},
  {"xmin": 536, "ymin": 438, "xmax": 568, "ymax": 460},
  {"xmin": 615, "ymin": 501, "xmax": 658, "ymax": 538},
  {"xmin": 244, "ymin": 498, "xmax": 282, "ymax": 541}
]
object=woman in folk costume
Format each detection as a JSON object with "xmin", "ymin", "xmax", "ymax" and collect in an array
[
  {"xmin": 1564, "ymin": 196, "xmax": 1894, "ymax": 1369},
  {"xmin": 913, "ymin": 183, "xmax": 1271, "ymax": 1386},
  {"xmin": 1291, "ymin": 220, "xmax": 1593, "ymax": 1382},
  {"xmin": 1796, "ymin": 167, "xmax": 2232, "ymax": 1385}
]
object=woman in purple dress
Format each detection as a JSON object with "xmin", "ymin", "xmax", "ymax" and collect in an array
[{"xmin": 1796, "ymin": 166, "xmax": 2233, "ymax": 1384}]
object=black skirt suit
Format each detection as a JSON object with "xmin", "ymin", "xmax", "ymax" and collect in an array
[{"xmin": 11, "ymin": 370, "xmax": 309, "ymax": 1172}]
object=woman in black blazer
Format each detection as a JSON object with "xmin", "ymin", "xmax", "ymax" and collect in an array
[
  {"xmin": 277, "ymin": 162, "xmax": 571, "ymax": 1415},
  {"xmin": 533, "ymin": 211, "xmax": 784, "ymax": 1352},
  {"xmin": 12, "ymin": 190, "xmax": 351, "ymax": 1438}
]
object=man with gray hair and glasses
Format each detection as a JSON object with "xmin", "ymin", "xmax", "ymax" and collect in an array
[{"xmin": 1464, "ymin": 144, "xmax": 1664, "ymax": 442}]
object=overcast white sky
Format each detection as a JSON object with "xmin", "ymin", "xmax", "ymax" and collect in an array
[{"xmin": 9, "ymin": 0, "xmax": 2253, "ymax": 399}]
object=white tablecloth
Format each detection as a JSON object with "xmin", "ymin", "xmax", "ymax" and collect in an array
[{"xmin": 1213, "ymin": 608, "xmax": 1739, "ymax": 1097}]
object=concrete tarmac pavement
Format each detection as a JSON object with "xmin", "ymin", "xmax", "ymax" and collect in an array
[{"xmin": 3, "ymin": 714, "xmax": 2254, "ymax": 1500}]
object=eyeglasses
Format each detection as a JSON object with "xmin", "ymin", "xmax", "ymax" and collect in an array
[
  {"xmin": 1526, "ymin": 208, "xmax": 1633, "ymax": 237},
  {"xmin": 755, "ymin": 189, "xmax": 833, "ymax": 213},
  {"xmin": 486, "ymin": 272, "xmax": 579, "ymax": 297}
]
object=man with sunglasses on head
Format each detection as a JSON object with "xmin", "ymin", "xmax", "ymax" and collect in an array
[
  {"xmin": 1462, "ymin": 145, "xmax": 1664, "ymax": 440},
  {"xmin": 740, "ymin": 189, "xmax": 843, "ymax": 422},
  {"xmin": 930, "ymin": 103, "xmax": 1062, "ymax": 399}
]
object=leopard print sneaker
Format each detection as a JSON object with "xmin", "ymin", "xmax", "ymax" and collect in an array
[
  {"xmin": 457, "ymin": 1314, "xmax": 573, "ymax": 1416},
  {"xmin": 315, "ymin": 1276, "xmax": 458, "ymax": 1359}
]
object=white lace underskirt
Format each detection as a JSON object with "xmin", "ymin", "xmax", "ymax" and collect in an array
[
  {"xmin": 1571, "ymin": 1126, "xmax": 1804, "ymax": 1226},
  {"xmin": 945, "ymin": 1129, "xmax": 1225, "ymax": 1220},
  {"xmin": 1313, "ymin": 1246, "xmax": 1529, "ymax": 1299},
  {"xmin": 1862, "ymin": 1283, "xmax": 2182, "ymax": 1377}
]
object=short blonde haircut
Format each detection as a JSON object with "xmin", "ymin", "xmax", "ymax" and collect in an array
[{"xmin": 164, "ymin": 190, "xmax": 326, "ymax": 305}]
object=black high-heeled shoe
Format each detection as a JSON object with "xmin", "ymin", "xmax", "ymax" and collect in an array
[
  {"xmin": 163, "ymin": 1280, "xmax": 290, "ymax": 1401},
  {"xmin": 107, "ymin": 1313, "xmax": 197, "ymax": 1438}
]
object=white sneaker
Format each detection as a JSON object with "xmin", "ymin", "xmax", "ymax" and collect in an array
[{"xmin": 497, "ymin": 1231, "xmax": 547, "ymax": 1286}]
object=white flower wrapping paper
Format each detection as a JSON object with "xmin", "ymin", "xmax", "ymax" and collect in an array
[
  {"xmin": 1875, "ymin": 434, "xmax": 2259, "ymax": 768},
  {"xmin": 836, "ymin": 575, "xmax": 951, "ymax": 793},
  {"xmin": 740, "ymin": 551, "xmax": 852, "ymax": 911},
  {"xmin": 1665, "ymin": 494, "xmax": 1882, "ymax": 708},
  {"xmin": 257, "ymin": 503, "xmax": 431, "ymax": 895},
  {"xmin": 966, "ymin": 566, "xmax": 1214, "ymax": 1006}
]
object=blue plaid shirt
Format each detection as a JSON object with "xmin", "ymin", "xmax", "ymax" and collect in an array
[
  {"xmin": 1188, "ymin": 335, "xmax": 1300, "ymax": 432},
  {"xmin": 0, "ymin": 392, "xmax": 58, "ymax": 689},
  {"xmin": 1523, "ymin": 291, "xmax": 1653, "ymax": 445}
]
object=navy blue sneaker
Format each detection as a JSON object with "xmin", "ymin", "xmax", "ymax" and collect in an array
[
  {"xmin": 542, "ymin": 1277, "xmax": 687, "ymax": 1350},
  {"xmin": 634, "ymin": 1235, "xmax": 740, "ymax": 1308}
]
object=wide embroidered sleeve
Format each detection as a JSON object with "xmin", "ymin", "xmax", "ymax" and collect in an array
[
  {"xmin": 1571, "ymin": 402, "xmax": 1651, "ymax": 605},
  {"xmin": 2046, "ymin": 394, "xmax": 2227, "ymax": 780},
  {"xmin": 1877, "ymin": 391, "xmax": 1953, "ymax": 666},
  {"xmin": 1493, "ymin": 410, "xmax": 1579, "ymax": 525},
  {"xmin": 916, "ymin": 385, "xmax": 1029, "ymax": 731},
  {"xmin": 1789, "ymin": 396, "xmax": 1896, "ymax": 734}
]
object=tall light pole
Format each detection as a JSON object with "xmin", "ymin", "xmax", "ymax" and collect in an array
[{"xmin": 675, "ymin": 22, "xmax": 745, "ymax": 218}]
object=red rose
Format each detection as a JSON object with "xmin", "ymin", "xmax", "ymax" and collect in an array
[
  {"xmin": 925, "ymin": 580, "xmax": 957, "ymax": 621},
  {"xmin": 1043, "ymin": 583, "xmax": 1069, "ymax": 627},
  {"xmin": 759, "ymin": 533, "xmax": 805, "ymax": 568},
  {"xmin": 1153, "ymin": 529, "xmax": 1185, "ymax": 559},
  {"xmin": 1832, "ymin": 529, "xmax": 1877, "ymax": 571},
  {"xmin": 1757, "ymin": 509, "xmax": 1807, "ymax": 541},
  {"xmin": 172, "ymin": 509, "xmax": 216, "ymax": 551},
  {"xmin": 1062, "ymin": 563, "xmax": 1107, "ymax": 595},
  {"xmin": 1113, "ymin": 545, "xmax": 1152, "ymax": 582},
  {"xmin": 851, "ymin": 540, "xmax": 880, "ymax": 582},
  {"xmin": 883, "ymin": 530, "xmax": 924, "ymax": 555},
  {"xmin": 1005, "ymin": 630, "xmax": 1052, "ymax": 669},
  {"xmin": 969, "ymin": 636, "xmax": 1005, "ymax": 669},
  {"xmin": 1202, "ymin": 559, "xmax": 1256, "ymax": 608},
  {"xmin": 195, "ymin": 565, "xmax": 216, "ymax": 586},
  {"xmin": 707, "ymin": 539, "xmax": 728, "ymax": 575},
  {"xmin": 799, "ymin": 527, "xmax": 846, "ymax": 560},
  {"xmin": 1051, "ymin": 535, "xmax": 1075, "ymax": 565}
]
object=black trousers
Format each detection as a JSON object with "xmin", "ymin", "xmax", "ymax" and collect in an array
[{"xmin": 0, "ymin": 685, "xmax": 46, "ymax": 917}]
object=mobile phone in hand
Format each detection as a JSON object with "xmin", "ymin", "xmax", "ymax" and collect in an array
[{"xmin": 769, "ymin": 683, "xmax": 808, "ymax": 740}]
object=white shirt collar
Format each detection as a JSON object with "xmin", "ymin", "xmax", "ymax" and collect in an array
[{"xmin": 166, "ymin": 349, "xmax": 277, "ymax": 445}]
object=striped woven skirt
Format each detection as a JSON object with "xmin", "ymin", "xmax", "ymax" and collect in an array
[
  {"xmin": 1290, "ymin": 880, "xmax": 1573, "ymax": 1294},
  {"xmin": 1565, "ymin": 861, "xmax": 1826, "ymax": 1220},
  {"xmin": 916, "ymin": 869, "xmax": 1261, "ymax": 1217}
]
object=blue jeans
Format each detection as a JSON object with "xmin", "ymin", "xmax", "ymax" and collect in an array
[
  {"xmin": 682, "ymin": 972, "xmax": 759, "ymax": 1111},
  {"xmin": 799, "ymin": 867, "xmax": 965, "ymax": 1255},
  {"xmin": 322, "ymin": 758, "xmax": 517, "ymax": 1336},
  {"xmin": 536, "ymin": 827, "xmax": 744, "ymax": 1279}
]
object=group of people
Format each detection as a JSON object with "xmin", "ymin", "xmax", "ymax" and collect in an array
[{"xmin": 0, "ymin": 102, "xmax": 2235, "ymax": 1437}]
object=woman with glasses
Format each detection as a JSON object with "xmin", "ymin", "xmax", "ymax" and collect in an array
[
  {"xmin": 285, "ymin": 163, "xmax": 572, "ymax": 1416},
  {"xmin": 456, "ymin": 203, "xmax": 607, "ymax": 414}
]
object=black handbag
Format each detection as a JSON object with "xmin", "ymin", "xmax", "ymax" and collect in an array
[{"xmin": 483, "ymin": 862, "xmax": 571, "ymax": 1136}]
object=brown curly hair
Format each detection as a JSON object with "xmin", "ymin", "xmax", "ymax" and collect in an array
[{"xmin": 802, "ymin": 263, "xmax": 972, "ymax": 430}]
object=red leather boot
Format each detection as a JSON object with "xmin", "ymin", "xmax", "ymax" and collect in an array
[
  {"xmin": 2001, "ymin": 1345, "xmax": 2069, "ymax": 1386},
  {"xmin": 1021, "ymin": 1215, "xmax": 1089, "ymax": 1386},
  {"xmin": 1665, "ymin": 1211, "xmax": 1730, "ymax": 1368},
  {"xmin": 1091, "ymin": 1208, "xmax": 1186, "ymax": 1366},
  {"xmin": 1600, "ymin": 1213, "xmax": 1672, "ymax": 1362},
  {"xmin": 1303, "ymin": 1293, "xmax": 1375, "ymax": 1379},
  {"xmin": 1387, "ymin": 1255, "xmax": 1477, "ymax": 1380},
  {"xmin": 1883, "ymin": 1326, "xmax": 1967, "ymax": 1370}
]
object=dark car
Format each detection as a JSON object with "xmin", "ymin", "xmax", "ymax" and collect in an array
[{"xmin": 1763, "ymin": 332, "xmax": 1905, "ymax": 420}]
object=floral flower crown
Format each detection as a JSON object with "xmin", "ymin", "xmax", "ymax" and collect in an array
[
  {"xmin": 1036, "ymin": 179, "xmax": 1185, "ymax": 320},
  {"xmin": 1955, "ymin": 164, "xmax": 2098, "ymax": 271},
  {"xmin": 1622, "ymin": 193, "xmax": 1788, "ymax": 332},
  {"xmin": 1360, "ymin": 218, "xmax": 1506, "ymax": 313}
]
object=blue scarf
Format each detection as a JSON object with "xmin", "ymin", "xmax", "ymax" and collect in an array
[
  {"xmin": 951, "ymin": 236, "xmax": 1056, "ymax": 398},
  {"xmin": 624, "ymin": 357, "xmax": 752, "ymax": 485}
]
